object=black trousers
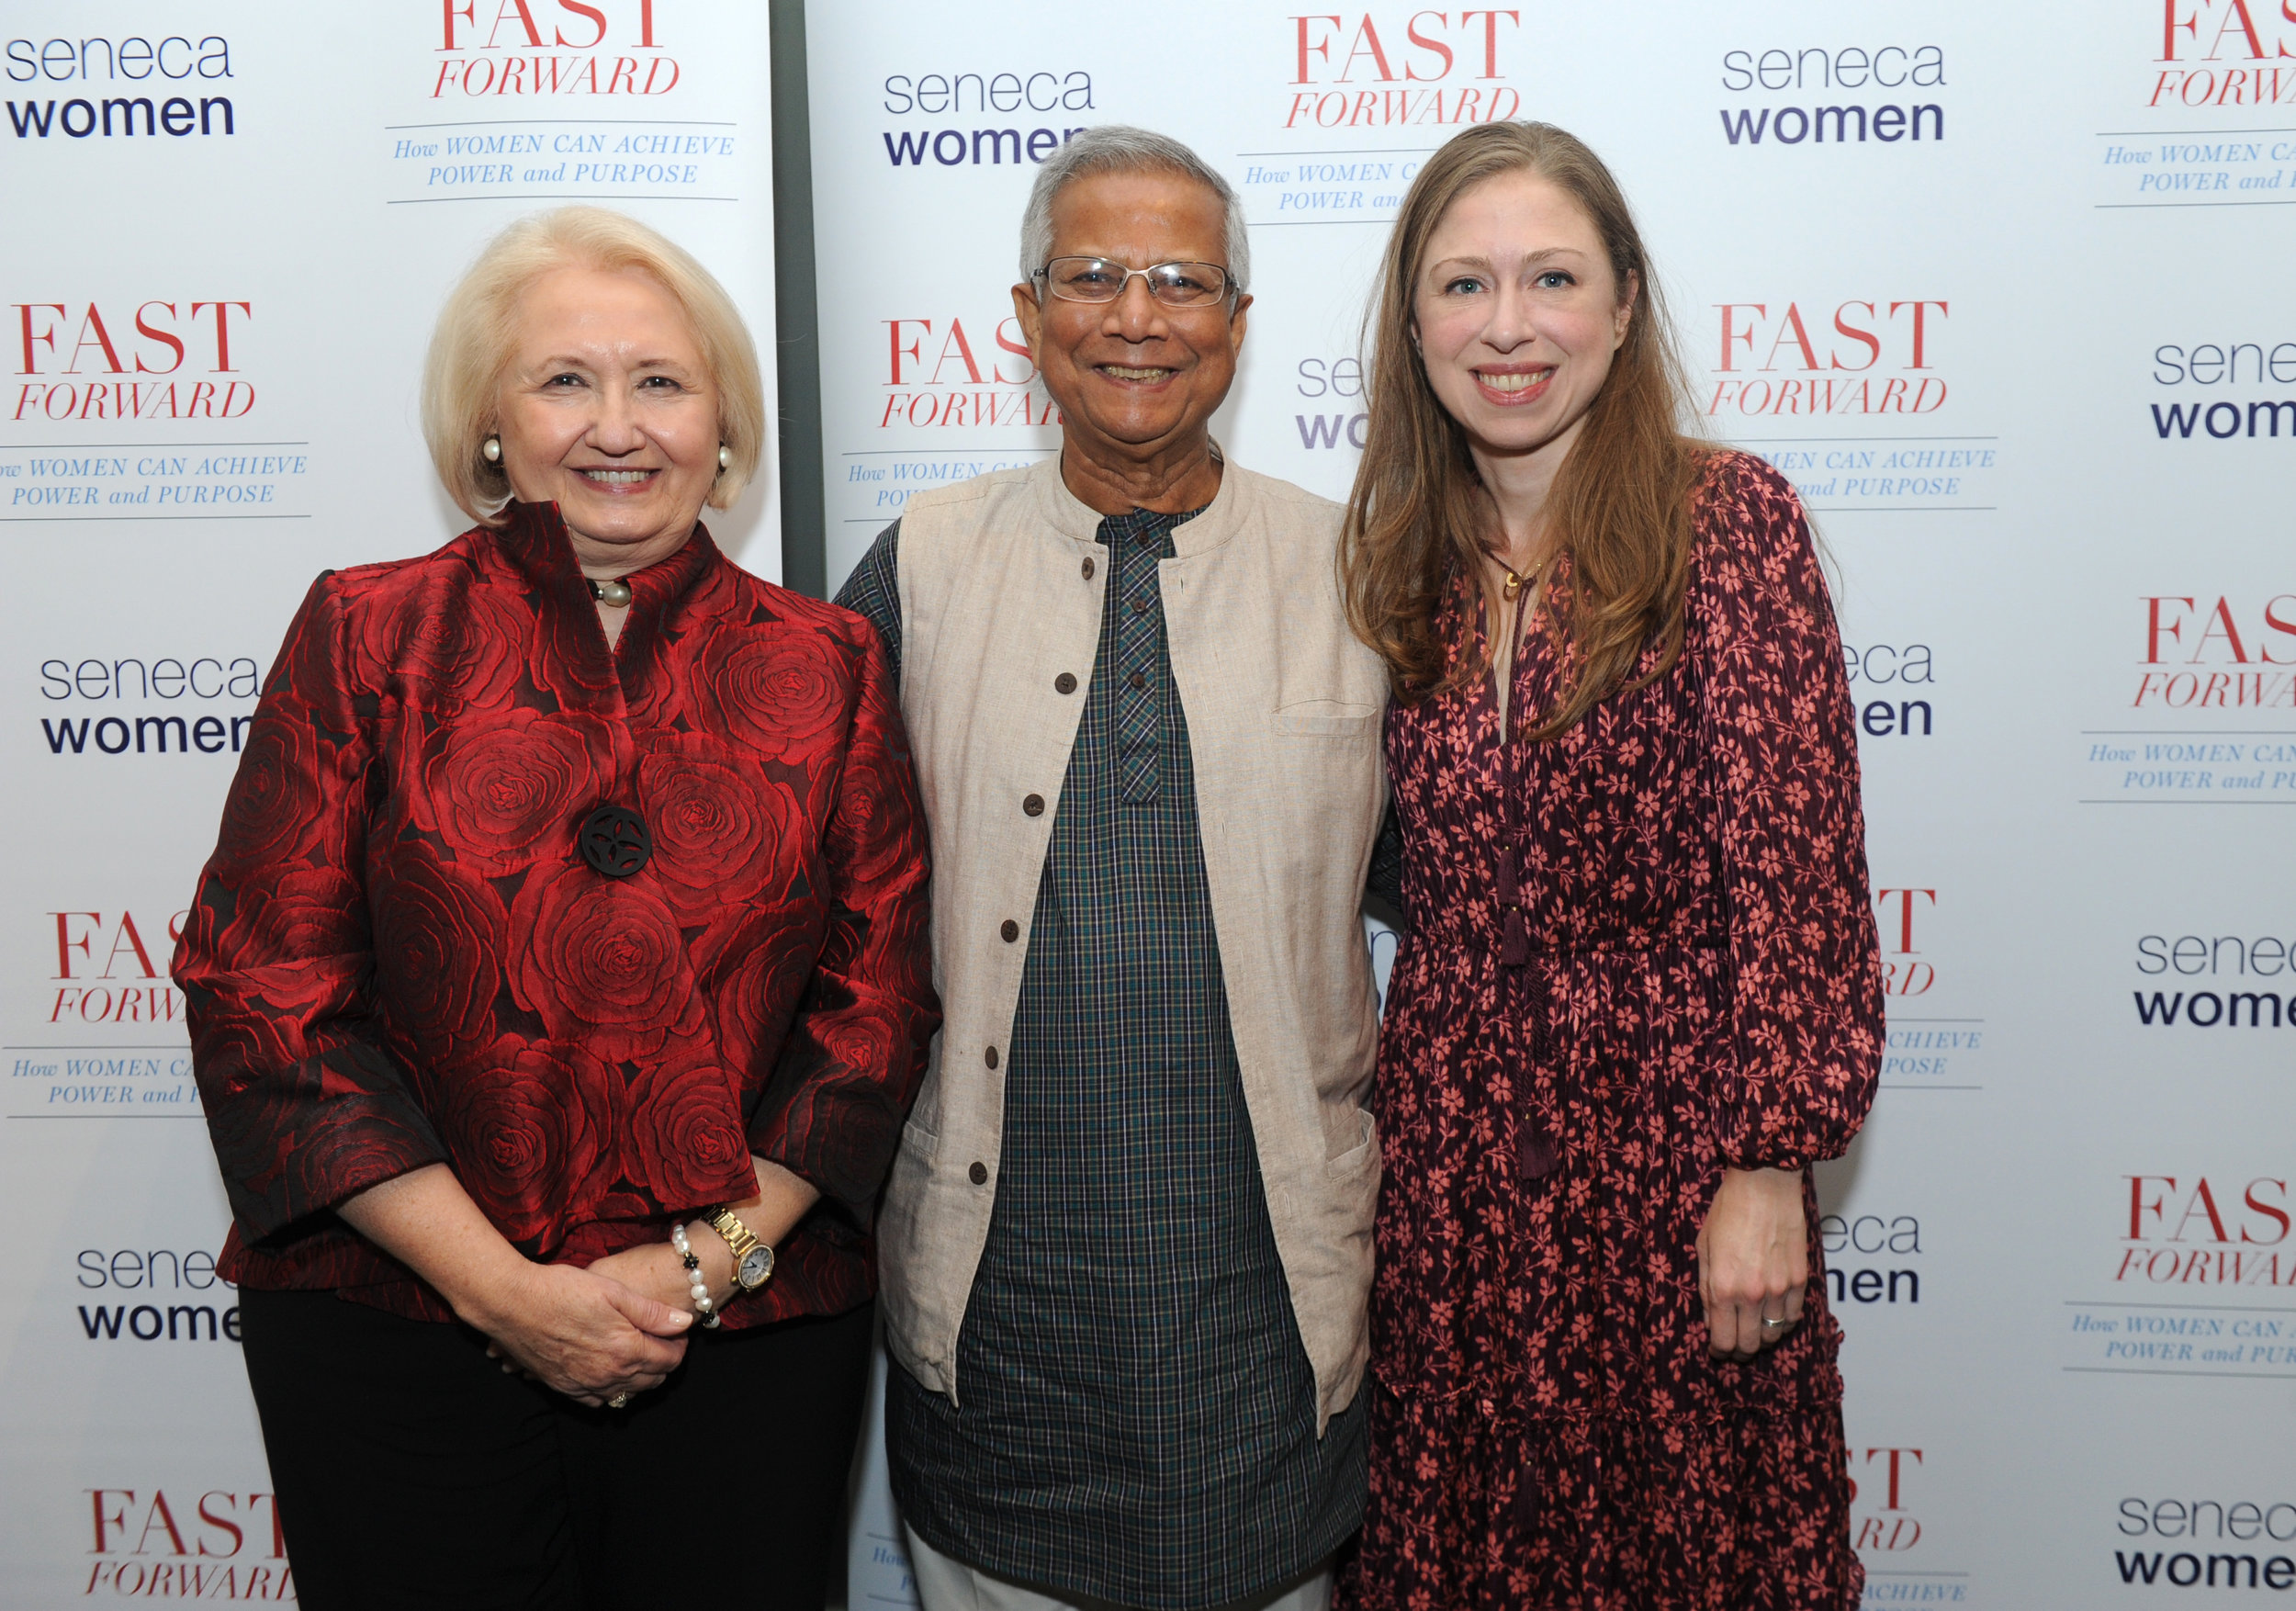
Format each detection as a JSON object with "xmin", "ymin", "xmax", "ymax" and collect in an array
[{"xmin": 239, "ymin": 1288, "xmax": 873, "ymax": 1611}]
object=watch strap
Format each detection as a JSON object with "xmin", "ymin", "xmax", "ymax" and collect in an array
[{"xmin": 707, "ymin": 1207, "xmax": 768, "ymax": 1290}]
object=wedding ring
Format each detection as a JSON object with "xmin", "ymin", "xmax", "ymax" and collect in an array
[
  {"xmin": 608, "ymin": 1392, "xmax": 631, "ymax": 1409},
  {"xmin": 1762, "ymin": 1317, "xmax": 1789, "ymax": 1330}
]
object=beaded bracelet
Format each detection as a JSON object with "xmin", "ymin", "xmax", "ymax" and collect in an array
[{"xmin": 670, "ymin": 1222, "xmax": 722, "ymax": 1329}]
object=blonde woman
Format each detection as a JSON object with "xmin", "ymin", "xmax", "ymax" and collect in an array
[
  {"xmin": 174, "ymin": 207, "xmax": 937, "ymax": 1608},
  {"xmin": 1336, "ymin": 125, "xmax": 1882, "ymax": 1608}
]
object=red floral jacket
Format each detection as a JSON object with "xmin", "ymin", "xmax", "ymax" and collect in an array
[{"xmin": 174, "ymin": 501, "xmax": 940, "ymax": 1328}]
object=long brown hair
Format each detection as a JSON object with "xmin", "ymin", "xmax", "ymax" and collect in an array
[{"xmin": 1339, "ymin": 122, "xmax": 1707, "ymax": 738}]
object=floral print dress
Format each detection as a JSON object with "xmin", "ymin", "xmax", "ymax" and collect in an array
[{"xmin": 1338, "ymin": 455, "xmax": 1884, "ymax": 1610}]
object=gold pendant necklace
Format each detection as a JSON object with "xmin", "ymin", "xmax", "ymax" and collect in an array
[{"xmin": 1500, "ymin": 557, "xmax": 1547, "ymax": 602}]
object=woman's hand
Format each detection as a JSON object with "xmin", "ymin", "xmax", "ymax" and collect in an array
[
  {"xmin": 335, "ymin": 1165, "xmax": 692, "ymax": 1407},
  {"xmin": 586, "ymin": 1239, "xmax": 706, "ymax": 1317},
  {"xmin": 470, "ymin": 1260, "xmax": 692, "ymax": 1407},
  {"xmin": 1696, "ymin": 1166, "xmax": 1808, "ymax": 1361}
]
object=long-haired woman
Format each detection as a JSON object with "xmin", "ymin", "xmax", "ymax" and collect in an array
[{"xmin": 1336, "ymin": 122, "xmax": 1884, "ymax": 1608}]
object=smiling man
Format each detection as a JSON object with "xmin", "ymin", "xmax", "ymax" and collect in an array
[{"xmin": 834, "ymin": 128, "xmax": 1390, "ymax": 1611}]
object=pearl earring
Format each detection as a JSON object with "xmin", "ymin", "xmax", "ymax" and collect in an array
[
  {"xmin": 481, "ymin": 436, "xmax": 501, "ymax": 463},
  {"xmin": 716, "ymin": 444, "xmax": 731, "ymax": 471}
]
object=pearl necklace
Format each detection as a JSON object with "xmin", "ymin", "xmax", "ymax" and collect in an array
[{"xmin": 586, "ymin": 576, "xmax": 633, "ymax": 609}]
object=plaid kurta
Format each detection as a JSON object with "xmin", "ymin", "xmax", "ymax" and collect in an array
[{"xmin": 838, "ymin": 507, "xmax": 1367, "ymax": 1608}]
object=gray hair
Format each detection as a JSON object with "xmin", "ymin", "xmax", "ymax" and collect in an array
[{"xmin": 1019, "ymin": 125, "xmax": 1250, "ymax": 295}]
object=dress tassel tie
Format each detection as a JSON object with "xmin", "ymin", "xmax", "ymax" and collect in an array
[{"xmin": 1497, "ymin": 849, "xmax": 1561, "ymax": 1182}]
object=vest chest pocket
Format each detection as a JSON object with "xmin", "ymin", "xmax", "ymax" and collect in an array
[{"xmin": 1273, "ymin": 702, "xmax": 1380, "ymax": 738}]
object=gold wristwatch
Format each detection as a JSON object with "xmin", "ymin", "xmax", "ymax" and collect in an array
[{"xmin": 708, "ymin": 1207, "xmax": 775, "ymax": 1294}]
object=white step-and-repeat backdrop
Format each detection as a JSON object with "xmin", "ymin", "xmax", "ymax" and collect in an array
[
  {"xmin": 4, "ymin": 1, "xmax": 2290, "ymax": 1606},
  {"xmin": 0, "ymin": 2, "xmax": 780, "ymax": 1602},
  {"xmin": 803, "ymin": 3, "xmax": 2296, "ymax": 1608}
]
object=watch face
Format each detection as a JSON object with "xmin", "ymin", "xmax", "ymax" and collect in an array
[{"xmin": 737, "ymin": 1245, "xmax": 775, "ymax": 1290}]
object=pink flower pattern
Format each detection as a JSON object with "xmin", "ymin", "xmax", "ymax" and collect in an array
[{"xmin": 1339, "ymin": 456, "xmax": 1884, "ymax": 1610}]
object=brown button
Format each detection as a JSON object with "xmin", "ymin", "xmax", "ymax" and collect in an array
[
  {"xmin": 969, "ymin": 1161, "xmax": 989, "ymax": 1186},
  {"xmin": 1054, "ymin": 672, "xmax": 1076, "ymax": 694},
  {"xmin": 1000, "ymin": 919, "xmax": 1019, "ymax": 942},
  {"xmin": 1022, "ymin": 794, "xmax": 1045, "ymax": 817},
  {"xmin": 1131, "ymin": 598, "xmax": 1149, "ymax": 615},
  {"xmin": 1128, "ymin": 671, "xmax": 1145, "ymax": 690},
  {"xmin": 1136, "ymin": 532, "xmax": 1158, "ymax": 547},
  {"xmin": 985, "ymin": 1045, "xmax": 999, "ymax": 1069},
  {"xmin": 1082, "ymin": 557, "xmax": 1095, "ymax": 580}
]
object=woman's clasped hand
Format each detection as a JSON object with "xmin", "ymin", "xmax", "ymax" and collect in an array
[{"xmin": 478, "ymin": 1259, "xmax": 693, "ymax": 1408}]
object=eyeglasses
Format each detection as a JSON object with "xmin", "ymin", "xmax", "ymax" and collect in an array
[{"xmin": 1032, "ymin": 257, "xmax": 1237, "ymax": 310}]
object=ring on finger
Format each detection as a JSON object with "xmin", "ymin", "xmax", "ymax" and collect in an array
[{"xmin": 607, "ymin": 1392, "xmax": 631, "ymax": 1409}]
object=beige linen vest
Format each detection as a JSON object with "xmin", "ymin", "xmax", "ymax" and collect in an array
[{"xmin": 876, "ymin": 454, "xmax": 1388, "ymax": 1430}]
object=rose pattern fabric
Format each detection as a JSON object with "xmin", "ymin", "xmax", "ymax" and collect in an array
[
  {"xmin": 509, "ymin": 862, "xmax": 705, "ymax": 1060},
  {"xmin": 415, "ymin": 708, "xmax": 607, "ymax": 873},
  {"xmin": 174, "ymin": 502, "xmax": 940, "ymax": 1327},
  {"xmin": 214, "ymin": 715, "xmax": 322, "ymax": 868},
  {"xmin": 701, "ymin": 621, "xmax": 854, "ymax": 765},
  {"xmin": 439, "ymin": 1038, "xmax": 616, "ymax": 1247},
  {"xmin": 1336, "ymin": 456, "xmax": 1883, "ymax": 1610}
]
